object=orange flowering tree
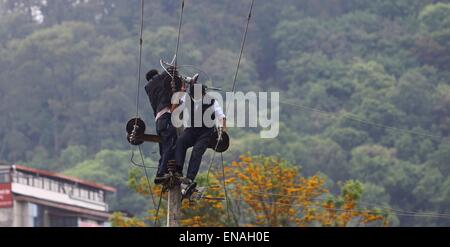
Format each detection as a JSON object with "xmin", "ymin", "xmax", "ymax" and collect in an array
[
  {"xmin": 221, "ymin": 155, "xmax": 386, "ymax": 227},
  {"xmin": 111, "ymin": 155, "xmax": 387, "ymax": 227}
]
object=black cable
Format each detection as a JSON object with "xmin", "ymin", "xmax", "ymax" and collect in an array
[
  {"xmin": 134, "ymin": 0, "xmax": 145, "ymax": 118},
  {"xmin": 230, "ymin": 0, "xmax": 254, "ymax": 94},
  {"xmin": 226, "ymin": 197, "xmax": 450, "ymax": 220},
  {"xmin": 279, "ymin": 100, "xmax": 450, "ymax": 144},
  {"xmin": 248, "ymin": 189, "xmax": 450, "ymax": 218},
  {"xmin": 220, "ymin": 152, "xmax": 240, "ymax": 226},
  {"xmin": 127, "ymin": 0, "xmax": 162, "ymax": 227},
  {"xmin": 165, "ymin": 0, "xmax": 185, "ymax": 91},
  {"xmin": 206, "ymin": 0, "xmax": 255, "ymax": 188},
  {"xmin": 138, "ymin": 145, "xmax": 160, "ymax": 226},
  {"xmin": 150, "ymin": 0, "xmax": 186, "ymax": 228},
  {"xmin": 129, "ymin": 0, "xmax": 146, "ymax": 168},
  {"xmin": 154, "ymin": 188, "xmax": 164, "ymax": 227},
  {"xmin": 130, "ymin": 147, "xmax": 158, "ymax": 169},
  {"xmin": 173, "ymin": 0, "xmax": 185, "ymax": 71}
]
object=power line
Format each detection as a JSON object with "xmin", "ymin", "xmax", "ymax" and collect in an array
[
  {"xmin": 130, "ymin": 147, "xmax": 158, "ymax": 169},
  {"xmin": 220, "ymin": 152, "xmax": 236, "ymax": 225},
  {"xmin": 227, "ymin": 197, "xmax": 450, "ymax": 220},
  {"xmin": 205, "ymin": 0, "xmax": 255, "ymax": 189},
  {"xmin": 173, "ymin": 0, "xmax": 185, "ymax": 72},
  {"xmin": 154, "ymin": 188, "xmax": 164, "ymax": 227},
  {"xmin": 128, "ymin": 0, "xmax": 160, "ymax": 226},
  {"xmin": 279, "ymin": 100, "xmax": 450, "ymax": 144},
  {"xmin": 164, "ymin": 0, "xmax": 187, "ymax": 228},
  {"xmin": 198, "ymin": 96, "xmax": 450, "ymax": 224},
  {"xmin": 241, "ymin": 189, "xmax": 450, "ymax": 218}
]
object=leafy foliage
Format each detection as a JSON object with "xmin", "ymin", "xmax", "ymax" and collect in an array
[
  {"xmin": 1, "ymin": 0, "xmax": 449, "ymax": 226},
  {"xmin": 116, "ymin": 155, "xmax": 386, "ymax": 227}
]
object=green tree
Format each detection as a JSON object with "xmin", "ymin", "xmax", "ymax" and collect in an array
[
  {"xmin": 64, "ymin": 149, "xmax": 154, "ymax": 216},
  {"xmin": 416, "ymin": 3, "xmax": 450, "ymax": 69}
]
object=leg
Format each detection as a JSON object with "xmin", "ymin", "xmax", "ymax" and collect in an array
[
  {"xmin": 156, "ymin": 142, "xmax": 163, "ymax": 176},
  {"xmin": 186, "ymin": 128, "xmax": 214, "ymax": 181},
  {"xmin": 175, "ymin": 128, "xmax": 197, "ymax": 176},
  {"xmin": 156, "ymin": 113, "xmax": 177, "ymax": 176}
]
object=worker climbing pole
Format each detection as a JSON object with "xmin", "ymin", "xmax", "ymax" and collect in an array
[{"xmin": 126, "ymin": 0, "xmax": 254, "ymax": 227}]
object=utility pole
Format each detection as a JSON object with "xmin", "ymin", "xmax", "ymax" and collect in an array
[{"xmin": 166, "ymin": 160, "xmax": 181, "ymax": 227}]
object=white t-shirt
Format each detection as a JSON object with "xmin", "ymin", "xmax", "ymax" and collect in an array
[{"xmin": 178, "ymin": 93, "xmax": 226, "ymax": 121}]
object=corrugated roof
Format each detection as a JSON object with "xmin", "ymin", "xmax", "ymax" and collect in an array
[{"xmin": 13, "ymin": 165, "xmax": 116, "ymax": 193}]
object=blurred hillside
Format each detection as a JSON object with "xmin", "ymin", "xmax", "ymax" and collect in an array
[{"xmin": 0, "ymin": 0, "xmax": 449, "ymax": 226}]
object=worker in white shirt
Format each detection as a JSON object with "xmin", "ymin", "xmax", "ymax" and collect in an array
[{"xmin": 171, "ymin": 77, "xmax": 226, "ymax": 196}]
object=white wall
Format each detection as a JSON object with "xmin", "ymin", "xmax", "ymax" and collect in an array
[{"xmin": 11, "ymin": 183, "xmax": 107, "ymax": 212}]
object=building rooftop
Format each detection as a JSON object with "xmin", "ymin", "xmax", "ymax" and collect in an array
[{"xmin": 13, "ymin": 165, "xmax": 116, "ymax": 193}]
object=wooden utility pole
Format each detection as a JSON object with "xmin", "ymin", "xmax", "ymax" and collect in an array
[
  {"xmin": 166, "ymin": 160, "xmax": 181, "ymax": 227},
  {"xmin": 167, "ymin": 183, "xmax": 181, "ymax": 227}
]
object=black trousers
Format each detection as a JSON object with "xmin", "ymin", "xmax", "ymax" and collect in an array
[
  {"xmin": 175, "ymin": 127, "xmax": 214, "ymax": 181},
  {"xmin": 156, "ymin": 113, "xmax": 177, "ymax": 176}
]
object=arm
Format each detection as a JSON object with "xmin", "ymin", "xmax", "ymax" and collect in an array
[
  {"xmin": 218, "ymin": 117, "xmax": 227, "ymax": 131},
  {"xmin": 171, "ymin": 92, "xmax": 186, "ymax": 112},
  {"xmin": 170, "ymin": 77, "xmax": 186, "ymax": 112},
  {"xmin": 213, "ymin": 101, "xmax": 227, "ymax": 131}
]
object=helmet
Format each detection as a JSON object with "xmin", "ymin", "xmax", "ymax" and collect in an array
[{"xmin": 184, "ymin": 73, "xmax": 199, "ymax": 85}]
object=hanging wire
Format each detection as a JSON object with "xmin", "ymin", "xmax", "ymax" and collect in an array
[
  {"xmin": 201, "ymin": 0, "xmax": 255, "ymax": 227},
  {"xmin": 154, "ymin": 188, "xmax": 164, "ymax": 227},
  {"xmin": 279, "ymin": 100, "xmax": 450, "ymax": 144},
  {"xmin": 242, "ymin": 189, "xmax": 450, "ymax": 218},
  {"xmin": 220, "ymin": 152, "xmax": 232, "ymax": 224},
  {"xmin": 230, "ymin": 0, "xmax": 255, "ymax": 94},
  {"xmin": 173, "ymin": 0, "xmax": 185, "ymax": 72},
  {"xmin": 227, "ymin": 197, "xmax": 450, "ymax": 221},
  {"xmin": 126, "ymin": 0, "xmax": 450, "ymax": 226},
  {"xmin": 150, "ymin": 0, "xmax": 187, "ymax": 227},
  {"xmin": 205, "ymin": 0, "xmax": 255, "ymax": 187},
  {"xmin": 127, "ymin": 0, "xmax": 161, "ymax": 226},
  {"xmin": 130, "ymin": 148, "xmax": 158, "ymax": 169}
]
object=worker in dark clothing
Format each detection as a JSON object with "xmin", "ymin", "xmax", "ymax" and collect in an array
[
  {"xmin": 144, "ymin": 67, "xmax": 182, "ymax": 184},
  {"xmin": 172, "ymin": 82, "xmax": 227, "ymax": 196}
]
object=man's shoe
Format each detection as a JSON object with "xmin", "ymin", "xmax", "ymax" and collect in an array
[
  {"xmin": 180, "ymin": 177, "xmax": 193, "ymax": 185},
  {"xmin": 182, "ymin": 181, "xmax": 197, "ymax": 199},
  {"xmin": 154, "ymin": 174, "xmax": 170, "ymax": 185}
]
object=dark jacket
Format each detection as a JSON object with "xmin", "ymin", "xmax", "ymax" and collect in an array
[{"xmin": 145, "ymin": 72, "xmax": 176, "ymax": 117}]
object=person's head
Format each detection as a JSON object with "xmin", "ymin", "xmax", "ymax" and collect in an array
[
  {"xmin": 166, "ymin": 66, "xmax": 179, "ymax": 78},
  {"xmin": 188, "ymin": 83, "xmax": 207, "ymax": 101},
  {"xmin": 146, "ymin": 69, "xmax": 159, "ymax": 82}
]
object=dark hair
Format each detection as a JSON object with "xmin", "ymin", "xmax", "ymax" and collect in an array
[
  {"xmin": 188, "ymin": 84, "xmax": 207, "ymax": 98},
  {"xmin": 146, "ymin": 69, "xmax": 159, "ymax": 82},
  {"xmin": 166, "ymin": 66, "xmax": 179, "ymax": 78}
]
